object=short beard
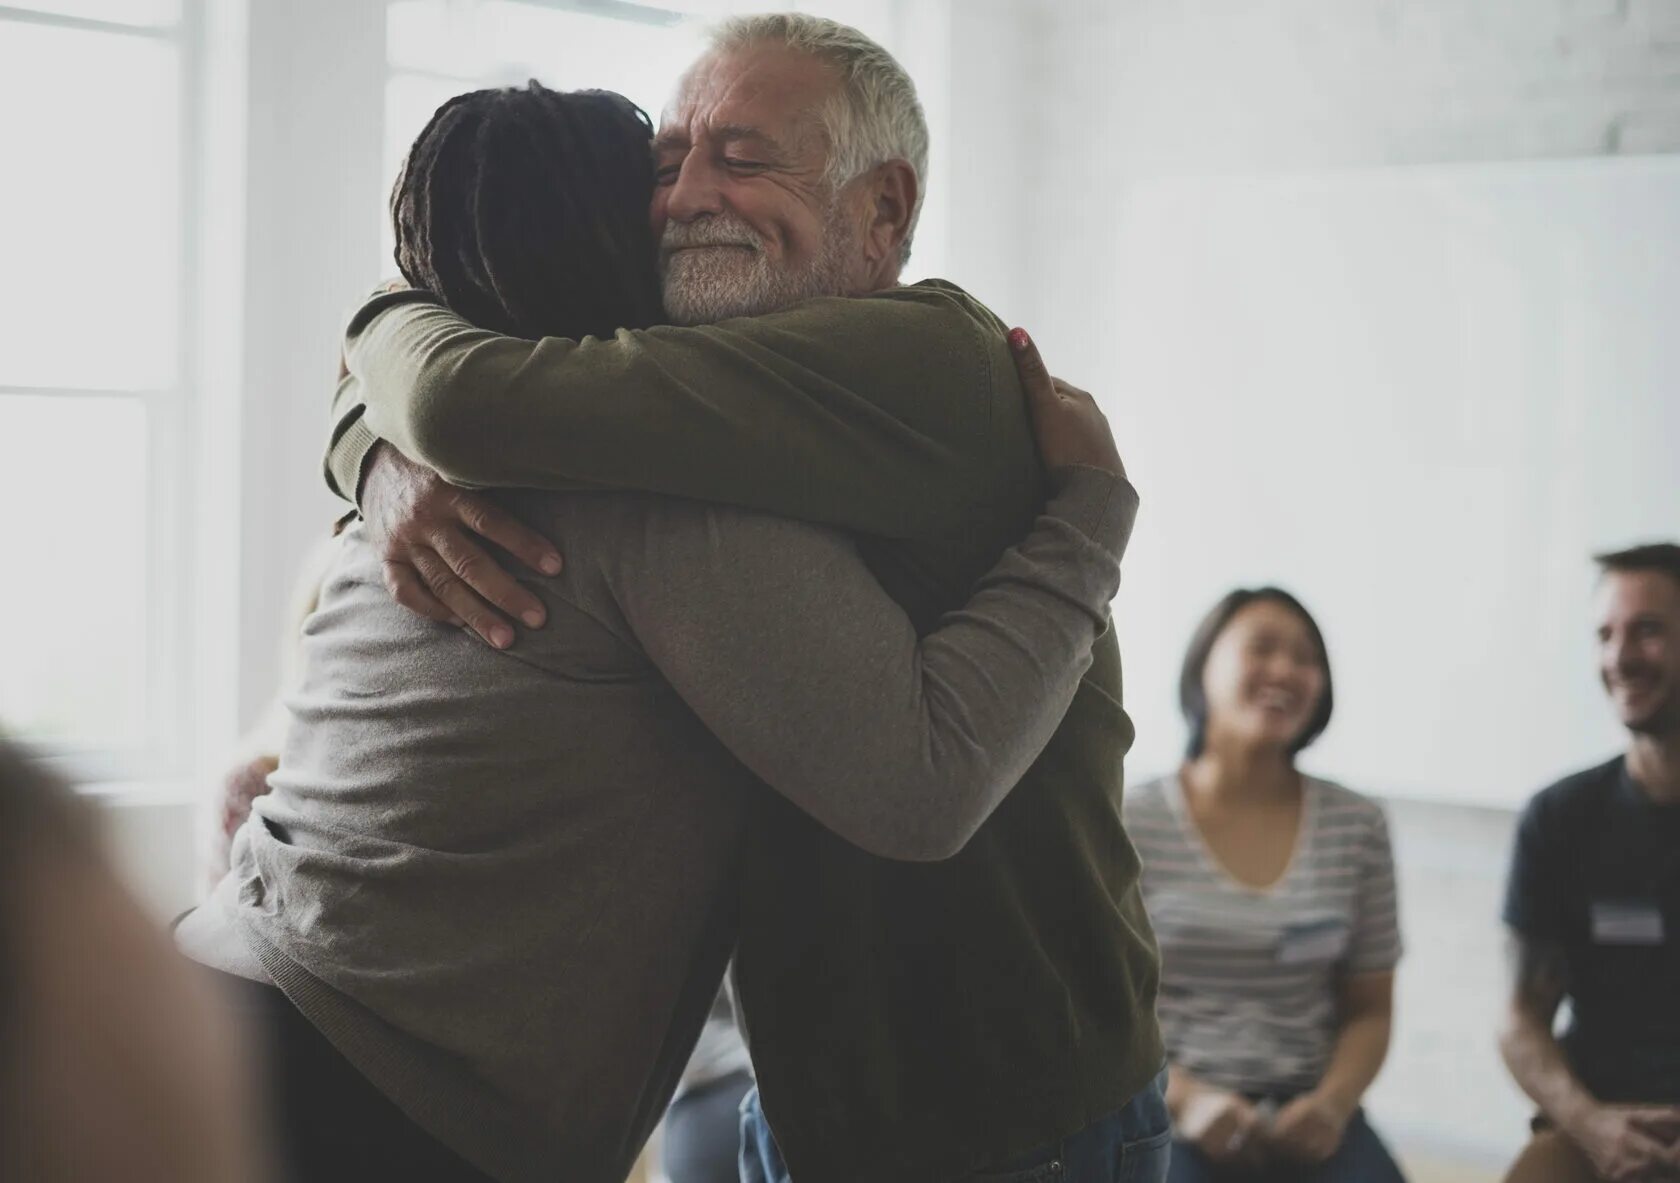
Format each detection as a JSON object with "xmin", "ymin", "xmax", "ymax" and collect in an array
[
  {"xmin": 660, "ymin": 209, "xmax": 856, "ymax": 326},
  {"xmin": 1608, "ymin": 672, "xmax": 1680, "ymax": 739},
  {"xmin": 1622, "ymin": 695, "xmax": 1680, "ymax": 739}
]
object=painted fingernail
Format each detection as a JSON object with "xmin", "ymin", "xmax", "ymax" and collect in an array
[
  {"xmin": 540, "ymin": 554, "xmax": 562, "ymax": 575},
  {"xmin": 1008, "ymin": 328, "xmax": 1031, "ymax": 352},
  {"xmin": 491, "ymin": 626, "xmax": 513, "ymax": 649},
  {"xmin": 522, "ymin": 610, "xmax": 544, "ymax": 629}
]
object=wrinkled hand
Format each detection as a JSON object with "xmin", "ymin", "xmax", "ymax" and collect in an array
[
  {"xmin": 1179, "ymin": 1088, "xmax": 1266, "ymax": 1166},
  {"xmin": 1268, "ymin": 1091, "xmax": 1351, "ymax": 1164},
  {"xmin": 1571, "ymin": 1105, "xmax": 1680, "ymax": 1182},
  {"xmin": 360, "ymin": 442, "xmax": 563, "ymax": 649},
  {"xmin": 1007, "ymin": 328, "xmax": 1124, "ymax": 478}
]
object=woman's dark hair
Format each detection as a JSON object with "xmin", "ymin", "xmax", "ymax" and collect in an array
[
  {"xmin": 390, "ymin": 81, "xmax": 665, "ymax": 341},
  {"xmin": 1178, "ymin": 586, "xmax": 1334, "ymax": 760}
]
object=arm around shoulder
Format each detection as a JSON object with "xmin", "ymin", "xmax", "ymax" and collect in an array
[{"xmin": 340, "ymin": 284, "xmax": 1009, "ymax": 536}]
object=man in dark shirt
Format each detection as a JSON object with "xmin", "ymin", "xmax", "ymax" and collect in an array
[{"xmin": 1500, "ymin": 542, "xmax": 1680, "ymax": 1183}]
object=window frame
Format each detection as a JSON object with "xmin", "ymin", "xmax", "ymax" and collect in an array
[{"xmin": 0, "ymin": 0, "xmax": 204, "ymax": 786}]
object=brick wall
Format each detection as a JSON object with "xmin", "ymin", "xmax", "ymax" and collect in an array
[
  {"xmin": 1034, "ymin": 0, "xmax": 1680, "ymax": 176},
  {"xmin": 1003, "ymin": 0, "xmax": 1680, "ymax": 369}
]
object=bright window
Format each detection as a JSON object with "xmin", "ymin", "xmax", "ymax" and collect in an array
[{"xmin": 0, "ymin": 3, "xmax": 194, "ymax": 779}]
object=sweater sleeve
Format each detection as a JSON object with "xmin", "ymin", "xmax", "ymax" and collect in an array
[
  {"xmin": 601, "ymin": 465, "xmax": 1138, "ymax": 862},
  {"xmin": 329, "ymin": 283, "xmax": 1013, "ymax": 538}
]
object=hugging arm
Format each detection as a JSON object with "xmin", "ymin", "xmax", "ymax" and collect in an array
[
  {"xmin": 600, "ymin": 464, "xmax": 1136, "ymax": 861},
  {"xmin": 330, "ymin": 285, "xmax": 1005, "ymax": 535},
  {"xmin": 333, "ymin": 298, "xmax": 1105, "ymax": 655}
]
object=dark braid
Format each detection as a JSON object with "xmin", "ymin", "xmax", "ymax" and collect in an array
[{"xmin": 391, "ymin": 81, "xmax": 665, "ymax": 340}]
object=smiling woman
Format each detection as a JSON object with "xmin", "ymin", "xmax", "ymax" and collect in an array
[{"xmin": 1124, "ymin": 587, "xmax": 1408, "ymax": 1183}]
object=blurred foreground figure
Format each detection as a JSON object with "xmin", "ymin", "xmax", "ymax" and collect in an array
[
  {"xmin": 0, "ymin": 736, "xmax": 263, "ymax": 1183},
  {"xmin": 1500, "ymin": 543, "xmax": 1680, "ymax": 1183},
  {"xmin": 1126, "ymin": 588, "xmax": 1406, "ymax": 1182}
]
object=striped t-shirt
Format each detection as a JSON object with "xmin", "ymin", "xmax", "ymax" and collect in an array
[{"xmin": 1124, "ymin": 774, "xmax": 1402, "ymax": 1098}]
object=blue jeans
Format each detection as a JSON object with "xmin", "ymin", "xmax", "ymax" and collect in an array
[
  {"xmin": 739, "ymin": 1071, "xmax": 1172, "ymax": 1183},
  {"xmin": 1166, "ymin": 1110, "xmax": 1406, "ymax": 1183},
  {"xmin": 665, "ymin": 1070, "xmax": 755, "ymax": 1183}
]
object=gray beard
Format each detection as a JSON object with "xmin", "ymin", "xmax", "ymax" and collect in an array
[{"xmin": 661, "ymin": 218, "xmax": 856, "ymax": 326}]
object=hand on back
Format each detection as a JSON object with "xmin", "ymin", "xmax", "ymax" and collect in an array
[
  {"xmin": 1006, "ymin": 328, "xmax": 1124, "ymax": 479},
  {"xmin": 359, "ymin": 442, "xmax": 563, "ymax": 649}
]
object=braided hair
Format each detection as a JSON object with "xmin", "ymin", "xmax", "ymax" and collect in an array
[{"xmin": 391, "ymin": 81, "xmax": 665, "ymax": 341}]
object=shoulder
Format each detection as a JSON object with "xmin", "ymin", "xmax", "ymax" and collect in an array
[
  {"xmin": 758, "ymin": 280, "xmax": 1003, "ymax": 365},
  {"xmin": 872, "ymin": 279, "xmax": 1009, "ymax": 336},
  {"xmin": 1121, "ymin": 774, "xmax": 1179, "ymax": 836},
  {"xmin": 1308, "ymin": 776, "xmax": 1387, "ymax": 823},
  {"xmin": 1120, "ymin": 776, "xmax": 1190, "ymax": 871},
  {"xmin": 1124, "ymin": 773, "xmax": 1173, "ymax": 810},
  {"xmin": 1518, "ymin": 756, "xmax": 1625, "ymax": 836},
  {"xmin": 1306, "ymin": 777, "xmax": 1394, "ymax": 850}
]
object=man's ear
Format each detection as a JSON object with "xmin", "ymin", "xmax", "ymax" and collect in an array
[{"xmin": 862, "ymin": 159, "xmax": 918, "ymax": 274}]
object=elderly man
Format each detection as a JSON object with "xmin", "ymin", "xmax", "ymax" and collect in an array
[
  {"xmin": 1500, "ymin": 543, "xmax": 1680, "ymax": 1183},
  {"xmin": 334, "ymin": 14, "xmax": 1166, "ymax": 1183},
  {"xmin": 186, "ymin": 169, "xmax": 1132, "ymax": 1183},
  {"xmin": 182, "ymin": 19, "xmax": 1154, "ymax": 1183}
]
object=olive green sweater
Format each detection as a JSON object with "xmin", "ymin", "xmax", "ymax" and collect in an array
[{"xmin": 331, "ymin": 280, "xmax": 1163, "ymax": 1183}]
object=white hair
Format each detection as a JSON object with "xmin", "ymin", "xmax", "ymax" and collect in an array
[{"xmin": 707, "ymin": 12, "xmax": 929, "ymax": 264}]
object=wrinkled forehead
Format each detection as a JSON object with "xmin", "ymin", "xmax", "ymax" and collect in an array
[{"xmin": 657, "ymin": 43, "xmax": 838, "ymax": 157}]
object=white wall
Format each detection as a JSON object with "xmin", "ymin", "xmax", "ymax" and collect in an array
[
  {"xmin": 1373, "ymin": 799, "xmax": 1530, "ymax": 1170},
  {"xmin": 1003, "ymin": 1, "xmax": 1680, "ymax": 1169},
  {"xmin": 234, "ymin": 0, "xmax": 387, "ymax": 730},
  {"xmin": 1110, "ymin": 155, "xmax": 1680, "ymax": 805},
  {"xmin": 1013, "ymin": 0, "xmax": 1680, "ymax": 801}
]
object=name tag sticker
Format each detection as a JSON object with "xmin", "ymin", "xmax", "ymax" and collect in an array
[
  {"xmin": 1590, "ymin": 901, "xmax": 1666, "ymax": 946},
  {"xmin": 1276, "ymin": 919, "xmax": 1350, "ymax": 965}
]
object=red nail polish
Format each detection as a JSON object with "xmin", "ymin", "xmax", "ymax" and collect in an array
[{"xmin": 1008, "ymin": 328, "xmax": 1030, "ymax": 351}]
